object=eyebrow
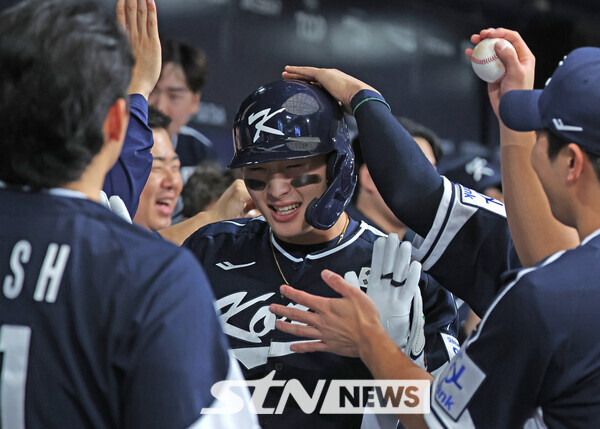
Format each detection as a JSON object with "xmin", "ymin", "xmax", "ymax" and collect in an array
[
  {"xmin": 165, "ymin": 87, "xmax": 189, "ymax": 93},
  {"xmin": 153, "ymin": 156, "xmax": 180, "ymax": 162}
]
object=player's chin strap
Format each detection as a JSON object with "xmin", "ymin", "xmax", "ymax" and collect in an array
[{"xmin": 346, "ymin": 234, "xmax": 426, "ymax": 429}]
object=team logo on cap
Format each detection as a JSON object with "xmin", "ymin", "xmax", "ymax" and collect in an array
[
  {"xmin": 248, "ymin": 108, "xmax": 285, "ymax": 142},
  {"xmin": 465, "ymin": 157, "xmax": 495, "ymax": 182},
  {"xmin": 552, "ymin": 118, "xmax": 583, "ymax": 132}
]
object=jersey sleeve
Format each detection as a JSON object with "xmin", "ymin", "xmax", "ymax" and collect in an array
[
  {"xmin": 351, "ymin": 91, "xmax": 518, "ymax": 316},
  {"xmin": 103, "ymin": 94, "xmax": 153, "ymax": 218},
  {"xmin": 351, "ymin": 90, "xmax": 444, "ymax": 238},
  {"xmin": 426, "ymin": 274, "xmax": 547, "ymax": 428},
  {"xmin": 182, "ymin": 223, "xmax": 215, "ymax": 263},
  {"xmin": 411, "ymin": 178, "xmax": 514, "ymax": 316},
  {"xmin": 118, "ymin": 249, "xmax": 258, "ymax": 429},
  {"xmin": 420, "ymin": 273, "xmax": 460, "ymax": 374}
]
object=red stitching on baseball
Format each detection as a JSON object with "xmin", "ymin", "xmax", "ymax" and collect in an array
[{"xmin": 471, "ymin": 54, "xmax": 499, "ymax": 65}]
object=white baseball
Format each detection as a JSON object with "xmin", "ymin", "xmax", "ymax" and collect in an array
[{"xmin": 471, "ymin": 38, "xmax": 515, "ymax": 83}]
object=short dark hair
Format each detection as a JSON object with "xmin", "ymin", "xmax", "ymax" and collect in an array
[
  {"xmin": 546, "ymin": 129, "xmax": 600, "ymax": 181},
  {"xmin": 181, "ymin": 162, "xmax": 236, "ymax": 218},
  {"xmin": 147, "ymin": 106, "xmax": 172, "ymax": 131},
  {"xmin": 161, "ymin": 37, "xmax": 208, "ymax": 92},
  {"xmin": 0, "ymin": 0, "xmax": 133, "ymax": 188}
]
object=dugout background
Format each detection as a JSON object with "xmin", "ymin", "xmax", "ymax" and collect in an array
[{"xmin": 3, "ymin": 0, "xmax": 600, "ymax": 168}]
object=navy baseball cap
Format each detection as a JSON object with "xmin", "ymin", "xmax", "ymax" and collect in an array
[
  {"xmin": 499, "ymin": 47, "xmax": 600, "ymax": 155},
  {"xmin": 442, "ymin": 156, "xmax": 502, "ymax": 194}
]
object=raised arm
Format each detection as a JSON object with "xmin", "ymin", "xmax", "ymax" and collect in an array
[
  {"xmin": 282, "ymin": 66, "xmax": 443, "ymax": 237},
  {"xmin": 116, "ymin": 0, "xmax": 161, "ymax": 100},
  {"xmin": 466, "ymin": 28, "xmax": 578, "ymax": 266},
  {"xmin": 103, "ymin": 0, "xmax": 162, "ymax": 217}
]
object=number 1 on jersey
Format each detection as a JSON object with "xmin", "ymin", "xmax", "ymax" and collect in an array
[{"xmin": 0, "ymin": 325, "xmax": 31, "ymax": 429}]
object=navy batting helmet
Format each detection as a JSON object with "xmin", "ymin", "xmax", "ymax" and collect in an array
[{"xmin": 230, "ymin": 80, "xmax": 355, "ymax": 230}]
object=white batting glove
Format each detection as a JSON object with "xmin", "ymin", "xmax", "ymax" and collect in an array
[
  {"xmin": 366, "ymin": 233, "xmax": 426, "ymax": 369},
  {"xmin": 99, "ymin": 191, "xmax": 132, "ymax": 223}
]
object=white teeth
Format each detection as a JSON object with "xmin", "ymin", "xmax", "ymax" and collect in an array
[
  {"xmin": 157, "ymin": 199, "xmax": 172, "ymax": 205},
  {"xmin": 275, "ymin": 203, "xmax": 299, "ymax": 215}
]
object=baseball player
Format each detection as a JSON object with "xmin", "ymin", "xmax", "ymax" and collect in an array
[
  {"xmin": 102, "ymin": 0, "xmax": 161, "ymax": 219},
  {"xmin": 0, "ymin": 1, "xmax": 258, "ymax": 428},
  {"xmin": 149, "ymin": 37, "xmax": 218, "ymax": 169},
  {"xmin": 271, "ymin": 31, "xmax": 600, "ymax": 427},
  {"xmin": 183, "ymin": 79, "xmax": 459, "ymax": 429}
]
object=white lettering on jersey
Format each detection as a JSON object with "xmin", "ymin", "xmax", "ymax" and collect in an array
[
  {"xmin": 3, "ymin": 240, "xmax": 32, "ymax": 299},
  {"xmin": 231, "ymin": 339, "xmax": 318, "ymax": 370},
  {"xmin": 33, "ymin": 243, "xmax": 70, "ymax": 303},
  {"xmin": 440, "ymin": 332, "xmax": 460, "ymax": 360},
  {"xmin": 216, "ymin": 291, "xmax": 276, "ymax": 343},
  {"xmin": 216, "ymin": 261, "xmax": 256, "ymax": 271},
  {"xmin": 215, "ymin": 291, "xmax": 310, "ymax": 369},
  {"xmin": 248, "ymin": 108, "xmax": 285, "ymax": 142},
  {"xmin": 459, "ymin": 185, "xmax": 506, "ymax": 217}
]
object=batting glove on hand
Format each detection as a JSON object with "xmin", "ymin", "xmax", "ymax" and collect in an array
[
  {"xmin": 366, "ymin": 233, "xmax": 426, "ymax": 369},
  {"xmin": 99, "ymin": 191, "xmax": 132, "ymax": 223}
]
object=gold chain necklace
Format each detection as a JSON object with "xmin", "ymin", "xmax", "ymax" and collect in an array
[
  {"xmin": 270, "ymin": 231, "xmax": 291, "ymax": 286},
  {"xmin": 269, "ymin": 213, "xmax": 350, "ymax": 289}
]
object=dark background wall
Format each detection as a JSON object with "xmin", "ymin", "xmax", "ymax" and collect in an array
[{"xmin": 3, "ymin": 0, "xmax": 600, "ymax": 166}]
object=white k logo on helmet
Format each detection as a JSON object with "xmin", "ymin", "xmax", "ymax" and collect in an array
[{"xmin": 248, "ymin": 108, "xmax": 285, "ymax": 142}]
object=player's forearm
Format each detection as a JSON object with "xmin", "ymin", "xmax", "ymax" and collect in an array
[
  {"xmin": 352, "ymin": 91, "xmax": 443, "ymax": 237},
  {"xmin": 159, "ymin": 211, "xmax": 220, "ymax": 246},
  {"xmin": 359, "ymin": 326, "xmax": 433, "ymax": 382},
  {"xmin": 358, "ymin": 325, "xmax": 432, "ymax": 428},
  {"xmin": 500, "ymin": 125, "xmax": 578, "ymax": 266}
]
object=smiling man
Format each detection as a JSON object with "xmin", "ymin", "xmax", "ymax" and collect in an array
[
  {"xmin": 183, "ymin": 80, "xmax": 458, "ymax": 429},
  {"xmin": 133, "ymin": 107, "xmax": 183, "ymax": 231}
]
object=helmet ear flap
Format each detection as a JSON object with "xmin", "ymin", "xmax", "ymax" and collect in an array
[
  {"xmin": 305, "ymin": 150, "xmax": 356, "ymax": 230},
  {"xmin": 325, "ymin": 151, "xmax": 337, "ymax": 185},
  {"xmin": 304, "ymin": 197, "xmax": 319, "ymax": 225}
]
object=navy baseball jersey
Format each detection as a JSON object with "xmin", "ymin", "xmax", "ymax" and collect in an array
[
  {"xmin": 184, "ymin": 215, "xmax": 459, "ymax": 428},
  {"xmin": 411, "ymin": 177, "xmax": 519, "ymax": 317},
  {"xmin": 0, "ymin": 186, "xmax": 258, "ymax": 429},
  {"xmin": 404, "ymin": 176, "xmax": 600, "ymax": 427},
  {"xmin": 426, "ymin": 226, "xmax": 600, "ymax": 427}
]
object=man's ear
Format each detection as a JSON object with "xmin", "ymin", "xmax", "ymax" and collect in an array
[
  {"xmin": 359, "ymin": 164, "xmax": 377, "ymax": 193},
  {"xmin": 103, "ymin": 98, "xmax": 129, "ymax": 144},
  {"xmin": 190, "ymin": 91, "xmax": 201, "ymax": 115},
  {"xmin": 565, "ymin": 143, "xmax": 584, "ymax": 183}
]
